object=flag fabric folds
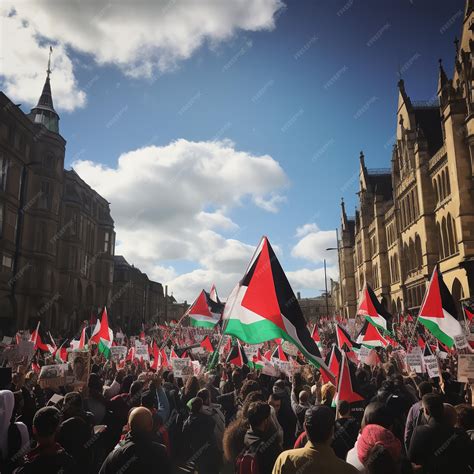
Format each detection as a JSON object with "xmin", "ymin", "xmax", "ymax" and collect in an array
[
  {"xmin": 418, "ymin": 267, "xmax": 464, "ymax": 348},
  {"xmin": 357, "ymin": 283, "xmax": 392, "ymax": 333},
  {"xmin": 223, "ymin": 236, "xmax": 333, "ymax": 381},
  {"xmin": 188, "ymin": 290, "xmax": 221, "ymax": 328}
]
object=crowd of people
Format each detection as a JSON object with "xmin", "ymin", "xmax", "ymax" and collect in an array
[{"xmin": 1, "ymin": 325, "xmax": 474, "ymax": 474}]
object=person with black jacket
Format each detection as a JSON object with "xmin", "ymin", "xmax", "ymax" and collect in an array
[
  {"xmin": 408, "ymin": 393, "xmax": 474, "ymax": 474},
  {"xmin": 241, "ymin": 401, "xmax": 281, "ymax": 474},
  {"xmin": 99, "ymin": 406, "xmax": 171, "ymax": 474}
]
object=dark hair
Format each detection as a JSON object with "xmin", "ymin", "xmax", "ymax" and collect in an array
[
  {"xmin": 338, "ymin": 400, "xmax": 351, "ymax": 417},
  {"xmin": 240, "ymin": 380, "xmax": 260, "ymax": 401},
  {"xmin": 247, "ymin": 402, "xmax": 271, "ymax": 429},
  {"xmin": 362, "ymin": 402, "xmax": 393, "ymax": 429},
  {"xmin": 189, "ymin": 397, "xmax": 203, "ymax": 414},
  {"xmin": 130, "ymin": 380, "xmax": 144, "ymax": 398},
  {"xmin": 33, "ymin": 406, "xmax": 61, "ymax": 437},
  {"xmin": 184, "ymin": 376, "xmax": 199, "ymax": 398},
  {"xmin": 418, "ymin": 381, "xmax": 433, "ymax": 397},
  {"xmin": 141, "ymin": 390, "xmax": 157, "ymax": 410},
  {"xmin": 455, "ymin": 404, "xmax": 474, "ymax": 431},
  {"xmin": 197, "ymin": 388, "xmax": 210, "ymax": 404},
  {"xmin": 87, "ymin": 373, "xmax": 103, "ymax": 392},
  {"xmin": 422, "ymin": 393, "xmax": 444, "ymax": 421},
  {"xmin": 365, "ymin": 444, "xmax": 400, "ymax": 474},
  {"xmin": 304, "ymin": 406, "xmax": 335, "ymax": 443}
]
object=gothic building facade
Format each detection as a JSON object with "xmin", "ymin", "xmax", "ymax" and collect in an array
[
  {"xmin": 0, "ymin": 62, "xmax": 116, "ymax": 335},
  {"xmin": 337, "ymin": 3, "xmax": 474, "ymax": 319}
]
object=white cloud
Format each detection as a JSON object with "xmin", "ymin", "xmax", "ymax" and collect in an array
[
  {"xmin": 2, "ymin": 0, "xmax": 283, "ymax": 110},
  {"xmin": 295, "ymin": 223, "xmax": 318, "ymax": 238},
  {"xmin": 253, "ymin": 193, "xmax": 287, "ymax": 213},
  {"xmin": 291, "ymin": 225, "xmax": 337, "ymax": 265},
  {"xmin": 287, "ymin": 266, "xmax": 339, "ymax": 292},
  {"xmin": 0, "ymin": 9, "xmax": 86, "ymax": 112},
  {"xmin": 73, "ymin": 139, "xmax": 287, "ymax": 301}
]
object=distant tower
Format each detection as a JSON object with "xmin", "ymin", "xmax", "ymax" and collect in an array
[{"xmin": 29, "ymin": 46, "xmax": 59, "ymax": 133}]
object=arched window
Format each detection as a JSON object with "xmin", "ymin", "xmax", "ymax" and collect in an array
[
  {"xmin": 433, "ymin": 179, "xmax": 439, "ymax": 203},
  {"xmin": 415, "ymin": 234, "xmax": 422, "ymax": 269},
  {"xmin": 394, "ymin": 253, "xmax": 399, "ymax": 281},
  {"xmin": 447, "ymin": 214, "xmax": 457, "ymax": 255},
  {"xmin": 441, "ymin": 217, "xmax": 449, "ymax": 258},
  {"xmin": 437, "ymin": 222, "xmax": 443, "ymax": 259},
  {"xmin": 413, "ymin": 189, "xmax": 419, "ymax": 218},
  {"xmin": 445, "ymin": 169, "xmax": 451, "ymax": 196}
]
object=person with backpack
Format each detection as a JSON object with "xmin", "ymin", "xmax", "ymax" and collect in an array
[{"xmin": 237, "ymin": 401, "xmax": 281, "ymax": 474}]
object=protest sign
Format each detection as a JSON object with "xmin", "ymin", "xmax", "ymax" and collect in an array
[
  {"xmin": 135, "ymin": 343, "xmax": 150, "ymax": 361},
  {"xmin": 1, "ymin": 336, "xmax": 12, "ymax": 345},
  {"xmin": 358, "ymin": 346, "xmax": 370, "ymax": 364},
  {"xmin": 191, "ymin": 360, "xmax": 201, "ymax": 376},
  {"xmin": 457, "ymin": 354, "xmax": 474, "ymax": 383},
  {"xmin": 67, "ymin": 350, "xmax": 90, "ymax": 387},
  {"xmin": 423, "ymin": 355, "xmax": 440, "ymax": 378},
  {"xmin": 171, "ymin": 357, "xmax": 193, "ymax": 378},
  {"xmin": 455, "ymin": 334, "xmax": 469, "ymax": 350},
  {"xmin": 110, "ymin": 346, "xmax": 128, "ymax": 362},
  {"xmin": 272, "ymin": 358, "xmax": 292, "ymax": 377},
  {"xmin": 18, "ymin": 340, "xmax": 35, "ymax": 361},
  {"xmin": 406, "ymin": 347, "xmax": 423, "ymax": 373},
  {"xmin": 39, "ymin": 364, "xmax": 67, "ymax": 389}
]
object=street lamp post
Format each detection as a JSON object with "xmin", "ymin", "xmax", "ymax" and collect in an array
[{"xmin": 324, "ymin": 258, "xmax": 329, "ymax": 320}]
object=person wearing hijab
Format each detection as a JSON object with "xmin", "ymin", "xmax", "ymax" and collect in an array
[{"xmin": 0, "ymin": 390, "xmax": 30, "ymax": 473}]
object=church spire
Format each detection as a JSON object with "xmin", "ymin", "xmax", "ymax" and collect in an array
[
  {"xmin": 437, "ymin": 58, "xmax": 449, "ymax": 95},
  {"xmin": 29, "ymin": 46, "xmax": 59, "ymax": 133}
]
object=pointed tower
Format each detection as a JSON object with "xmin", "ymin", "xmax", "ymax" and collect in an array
[{"xmin": 29, "ymin": 47, "xmax": 59, "ymax": 133}]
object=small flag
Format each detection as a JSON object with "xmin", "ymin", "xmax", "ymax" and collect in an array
[
  {"xmin": 226, "ymin": 340, "xmax": 248, "ymax": 367},
  {"xmin": 357, "ymin": 283, "xmax": 393, "ymax": 333},
  {"xmin": 200, "ymin": 335, "xmax": 214, "ymax": 353}
]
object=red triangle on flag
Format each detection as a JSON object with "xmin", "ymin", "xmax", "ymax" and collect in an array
[
  {"xmin": 337, "ymin": 354, "xmax": 364, "ymax": 403},
  {"xmin": 200, "ymin": 336, "xmax": 214, "ymax": 353},
  {"xmin": 465, "ymin": 307, "xmax": 474, "ymax": 322},
  {"xmin": 419, "ymin": 270, "xmax": 444, "ymax": 318},
  {"xmin": 277, "ymin": 344, "xmax": 288, "ymax": 362},
  {"xmin": 241, "ymin": 238, "xmax": 285, "ymax": 331},
  {"xmin": 311, "ymin": 326, "xmax": 320, "ymax": 342},
  {"xmin": 357, "ymin": 286, "xmax": 378, "ymax": 318},
  {"xmin": 189, "ymin": 290, "xmax": 212, "ymax": 317}
]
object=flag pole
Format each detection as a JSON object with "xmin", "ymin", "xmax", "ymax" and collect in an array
[{"xmin": 208, "ymin": 236, "xmax": 265, "ymax": 370}]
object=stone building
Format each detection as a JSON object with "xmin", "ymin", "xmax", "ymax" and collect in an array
[
  {"xmin": 337, "ymin": 3, "xmax": 474, "ymax": 318},
  {"xmin": 297, "ymin": 291, "xmax": 335, "ymax": 323},
  {"xmin": 110, "ymin": 255, "xmax": 165, "ymax": 333},
  {"xmin": 0, "ymin": 59, "xmax": 115, "ymax": 335}
]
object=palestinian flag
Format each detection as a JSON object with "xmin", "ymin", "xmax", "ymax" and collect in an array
[
  {"xmin": 126, "ymin": 346, "xmax": 135, "ymax": 362},
  {"xmin": 54, "ymin": 341, "xmax": 68, "ymax": 363},
  {"xmin": 251, "ymin": 350, "xmax": 265, "ymax": 370},
  {"xmin": 321, "ymin": 345, "xmax": 342, "ymax": 385},
  {"xmin": 160, "ymin": 349, "xmax": 170, "ymax": 368},
  {"xmin": 336, "ymin": 324, "xmax": 360, "ymax": 352},
  {"xmin": 226, "ymin": 340, "xmax": 248, "ymax": 367},
  {"xmin": 200, "ymin": 335, "xmax": 214, "ymax": 353},
  {"xmin": 464, "ymin": 305, "xmax": 474, "ymax": 322},
  {"xmin": 357, "ymin": 321, "xmax": 388, "ymax": 348},
  {"xmin": 91, "ymin": 308, "xmax": 113, "ymax": 358},
  {"xmin": 357, "ymin": 284, "xmax": 392, "ymax": 333},
  {"xmin": 78, "ymin": 326, "xmax": 87, "ymax": 350},
  {"xmin": 334, "ymin": 352, "xmax": 364, "ymax": 404},
  {"xmin": 170, "ymin": 348, "xmax": 179, "ymax": 359},
  {"xmin": 151, "ymin": 341, "xmax": 160, "ymax": 370},
  {"xmin": 418, "ymin": 267, "xmax": 464, "ymax": 348},
  {"xmin": 139, "ymin": 322, "xmax": 146, "ymax": 342},
  {"xmin": 272, "ymin": 344, "xmax": 289, "ymax": 362},
  {"xmin": 223, "ymin": 236, "xmax": 333, "ymax": 381},
  {"xmin": 30, "ymin": 322, "xmax": 55, "ymax": 353},
  {"xmin": 188, "ymin": 290, "xmax": 220, "ymax": 328},
  {"xmin": 311, "ymin": 325, "xmax": 322, "ymax": 349}
]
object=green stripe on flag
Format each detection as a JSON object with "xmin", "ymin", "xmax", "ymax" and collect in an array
[
  {"xmin": 418, "ymin": 317, "xmax": 455, "ymax": 348},
  {"xmin": 98, "ymin": 339, "xmax": 111, "ymax": 359}
]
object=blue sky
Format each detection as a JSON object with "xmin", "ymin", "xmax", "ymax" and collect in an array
[{"xmin": 1, "ymin": 0, "xmax": 466, "ymax": 301}]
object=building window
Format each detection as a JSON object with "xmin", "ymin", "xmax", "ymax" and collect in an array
[
  {"xmin": 104, "ymin": 231, "xmax": 110, "ymax": 253},
  {"xmin": 2, "ymin": 254, "xmax": 12, "ymax": 270},
  {"xmin": 38, "ymin": 181, "xmax": 52, "ymax": 210},
  {"xmin": 0, "ymin": 154, "xmax": 8, "ymax": 192}
]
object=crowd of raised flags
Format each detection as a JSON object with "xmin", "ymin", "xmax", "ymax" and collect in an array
[{"xmin": 2, "ymin": 235, "xmax": 473, "ymax": 401}]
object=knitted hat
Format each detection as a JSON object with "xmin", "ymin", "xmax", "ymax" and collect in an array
[{"xmin": 357, "ymin": 424, "xmax": 401, "ymax": 465}]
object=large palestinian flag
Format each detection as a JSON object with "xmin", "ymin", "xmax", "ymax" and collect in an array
[
  {"xmin": 188, "ymin": 290, "xmax": 220, "ymax": 328},
  {"xmin": 418, "ymin": 267, "xmax": 464, "ymax": 348},
  {"xmin": 356, "ymin": 320, "xmax": 388, "ymax": 348},
  {"xmin": 357, "ymin": 283, "xmax": 392, "ymax": 333},
  {"xmin": 91, "ymin": 307, "xmax": 113, "ymax": 358},
  {"xmin": 223, "ymin": 236, "xmax": 334, "ymax": 381},
  {"xmin": 334, "ymin": 352, "xmax": 364, "ymax": 405}
]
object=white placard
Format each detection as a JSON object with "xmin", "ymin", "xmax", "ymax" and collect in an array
[
  {"xmin": 171, "ymin": 357, "xmax": 193, "ymax": 378},
  {"xmin": 407, "ymin": 347, "xmax": 423, "ymax": 373},
  {"xmin": 1, "ymin": 336, "xmax": 12, "ymax": 345},
  {"xmin": 110, "ymin": 346, "xmax": 128, "ymax": 362},
  {"xmin": 424, "ymin": 355, "xmax": 440, "ymax": 378},
  {"xmin": 135, "ymin": 343, "xmax": 150, "ymax": 361},
  {"xmin": 358, "ymin": 346, "xmax": 370, "ymax": 363},
  {"xmin": 272, "ymin": 358, "xmax": 292, "ymax": 377},
  {"xmin": 191, "ymin": 360, "xmax": 201, "ymax": 376},
  {"xmin": 457, "ymin": 354, "xmax": 474, "ymax": 382},
  {"xmin": 455, "ymin": 334, "xmax": 469, "ymax": 350},
  {"xmin": 244, "ymin": 346, "xmax": 259, "ymax": 359}
]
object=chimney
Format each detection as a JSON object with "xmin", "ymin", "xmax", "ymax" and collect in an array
[{"xmin": 297, "ymin": 291, "xmax": 301, "ymax": 300}]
